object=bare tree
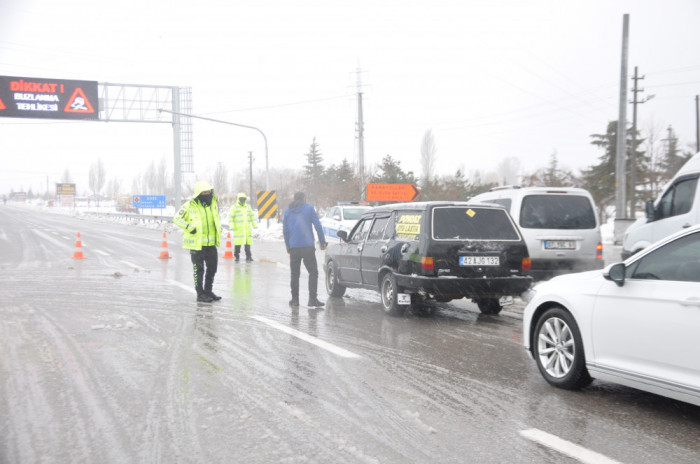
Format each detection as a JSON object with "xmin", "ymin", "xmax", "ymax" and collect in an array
[
  {"xmin": 88, "ymin": 158, "xmax": 107, "ymax": 205},
  {"xmin": 213, "ymin": 162, "xmax": 229, "ymax": 197},
  {"xmin": 644, "ymin": 119, "xmax": 665, "ymax": 200},
  {"xmin": 420, "ymin": 129, "xmax": 437, "ymax": 188},
  {"xmin": 61, "ymin": 168, "xmax": 73, "ymax": 183},
  {"xmin": 496, "ymin": 156, "xmax": 521, "ymax": 186}
]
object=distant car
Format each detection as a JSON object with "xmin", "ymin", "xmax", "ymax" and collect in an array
[
  {"xmin": 324, "ymin": 201, "xmax": 533, "ymax": 316},
  {"xmin": 321, "ymin": 202, "xmax": 372, "ymax": 239},
  {"xmin": 523, "ymin": 225, "xmax": 700, "ymax": 406},
  {"xmin": 470, "ymin": 186, "xmax": 603, "ymax": 280}
]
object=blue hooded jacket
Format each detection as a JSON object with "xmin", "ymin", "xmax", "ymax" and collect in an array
[{"xmin": 283, "ymin": 199, "xmax": 326, "ymax": 251}]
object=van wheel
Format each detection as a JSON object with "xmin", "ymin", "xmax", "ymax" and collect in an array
[
  {"xmin": 325, "ymin": 261, "xmax": 346, "ymax": 297},
  {"xmin": 476, "ymin": 298, "xmax": 502, "ymax": 315},
  {"xmin": 380, "ymin": 273, "xmax": 406, "ymax": 316}
]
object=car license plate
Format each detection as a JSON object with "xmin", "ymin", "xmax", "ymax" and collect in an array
[
  {"xmin": 460, "ymin": 256, "xmax": 499, "ymax": 266},
  {"xmin": 544, "ymin": 240, "xmax": 575, "ymax": 250},
  {"xmin": 397, "ymin": 293, "xmax": 411, "ymax": 305}
]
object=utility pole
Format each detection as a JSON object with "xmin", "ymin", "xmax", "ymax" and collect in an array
[
  {"xmin": 248, "ymin": 151, "xmax": 254, "ymax": 199},
  {"xmin": 696, "ymin": 95, "xmax": 699, "ymax": 152},
  {"xmin": 613, "ymin": 14, "xmax": 631, "ymax": 245},
  {"xmin": 356, "ymin": 67, "xmax": 366, "ymax": 200},
  {"xmin": 616, "ymin": 14, "xmax": 630, "ymax": 221},
  {"xmin": 629, "ymin": 66, "xmax": 653, "ymax": 217}
]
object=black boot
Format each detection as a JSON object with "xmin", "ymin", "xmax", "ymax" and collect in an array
[{"xmin": 308, "ymin": 297, "xmax": 325, "ymax": 307}]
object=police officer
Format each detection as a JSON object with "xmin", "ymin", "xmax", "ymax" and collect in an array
[
  {"xmin": 228, "ymin": 192, "xmax": 257, "ymax": 262},
  {"xmin": 174, "ymin": 181, "xmax": 222, "ymax": 302}
]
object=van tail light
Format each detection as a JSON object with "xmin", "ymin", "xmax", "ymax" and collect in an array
[
  {"xmin": 596, "ymin": 242, "xmax": 603, "ymax": 260},
  {"xmin": 421, "ymin": 257, "xmax": 434, "ymax": 270},
  {"xmin": 522, "ymin": 257, "xmax": 532, "ymax": 270}
]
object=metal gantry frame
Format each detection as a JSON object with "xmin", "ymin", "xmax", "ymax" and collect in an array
[{"xmin": 98, "ymin": 82, "xmax": 193, "ymax": 206}]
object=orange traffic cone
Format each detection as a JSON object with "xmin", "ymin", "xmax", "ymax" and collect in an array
[
  {"xmin": 222, "ymin": 232, "xmax": 234, "ymax": 259},
  {"xmin": 72, "ymin": 232, "xmax": 85, "ymax": 259},
  {"xmin": 158, "ymin": 232, "xmax": 172, "ymax": 259}
]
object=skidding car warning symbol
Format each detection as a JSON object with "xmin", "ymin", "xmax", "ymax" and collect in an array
[
  {"xmin": 0, "ymin": 97, "xmax": 5, "ymax": 110},
  {"xmin": 64, "ymin": 88, "xmax": 95, "ymax": 113}
]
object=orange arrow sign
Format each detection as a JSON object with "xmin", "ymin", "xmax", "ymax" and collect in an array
[{"xmin": 366, "ymin": 183, "xmax": 421, "ymax": 202}]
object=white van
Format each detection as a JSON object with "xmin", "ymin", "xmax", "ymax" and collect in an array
[
  {"xmin": 470, "ymin": 186, "xmax": 603, "ymax": 280},
  {"xmin": 622, "ymin": 151, "xmax": 700, "ymax": 259}
]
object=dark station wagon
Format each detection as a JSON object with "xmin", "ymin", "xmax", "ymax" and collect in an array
[{"xmin": 324, "ymin": 201, "xmax": 533, "ymax": 316}]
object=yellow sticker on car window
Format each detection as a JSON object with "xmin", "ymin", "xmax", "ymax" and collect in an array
[
  {"xmin": 467, "ymin": 209, "xmax": 476, "ymax": 217},
  {"xmin": 396, "ymin": 213, "xmax": 421, "ymax": 238}
]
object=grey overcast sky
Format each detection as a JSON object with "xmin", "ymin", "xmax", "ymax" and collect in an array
[{"xmin": 1, "ymin": 0, "xmax": 699, "ymax": 196}]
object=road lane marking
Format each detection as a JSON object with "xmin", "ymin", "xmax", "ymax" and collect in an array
[
  {"xmin": 94, "ymin": 249, "xmax": 110, "ymax": 256},
  {"xmin": 252, "ymin": 315, "xmax": 361, "ymax": 359},
  {"xmin": 166, "ymin": 279, "xmax": 196, "ymax": 294},
  {"xmin": 519, "ymin": 428, "xmax": 623, "ymax": 464},
  {"xmin": 121, "ymin": 260, "xmax": 146, "ymax": 271}
]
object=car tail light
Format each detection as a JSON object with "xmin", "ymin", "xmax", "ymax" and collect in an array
[
  {"xmin": 421, "ymin": 257, "xmax": 434, "ymax": 270},
  {"xmin": 596, "ymin": 242, "xmax": 603, "ymax": 260},
  {"xmin": 522, "ymin": 257, "xmax": 531, "ymax": 270}
]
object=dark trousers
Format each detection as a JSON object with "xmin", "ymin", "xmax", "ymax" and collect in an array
[
  {"xmin": 289, "ymin": 246, "xmax": 318, "ymax": 301},
  {"xmin": 234, "ymin": 244, "xmax": 251, "ymax": 259},
  {"xmin": 191, "ymin": 246, "xmax": 218, "ymax": 295}
]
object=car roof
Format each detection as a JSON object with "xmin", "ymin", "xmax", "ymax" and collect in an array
[{"xmin": 364, "ymin": 200, "xmax": 496, "ymax": 215}]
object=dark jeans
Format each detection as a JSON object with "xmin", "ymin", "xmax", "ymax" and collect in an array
[
  {"xmin": 289, "ymin": 246, "xmax": 318, "ymax": 301},
  {"xmin": 190, "ymin": 246, "xmax": 218, "ymax": 295}
]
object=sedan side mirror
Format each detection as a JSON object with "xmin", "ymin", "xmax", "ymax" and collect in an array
[
  {"xmin": 604, "ymin": 262, "xmax": 626, "ymax": 287},
  {"xmin": 337, "ymin": 230, "xmax": 348, "ymax": 242}
]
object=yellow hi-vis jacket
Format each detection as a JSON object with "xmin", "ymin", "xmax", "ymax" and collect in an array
[
  {"xmin": 228, "ymin": 194, "xmax": 258, "ymax": 246},
  {"xmin": 173, "ymin": 181, "xmax": 222, "ymax": 250}
]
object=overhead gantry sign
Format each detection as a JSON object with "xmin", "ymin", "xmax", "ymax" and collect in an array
[{"xmin": 0, "ymin": 75, "xmax": 99, "ymax": 121}]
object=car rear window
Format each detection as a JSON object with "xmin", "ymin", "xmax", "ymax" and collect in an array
[
  {"xmin": 432, "ymin": 206, "xmax": 521, "ymax": 241},
  {"xmin": 519, "ymin": 195, "xmax": 596, "ymax": 229}
]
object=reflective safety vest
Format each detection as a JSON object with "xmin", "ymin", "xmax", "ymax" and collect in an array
[
  {"xmin": 173, "ymin": 199, "xmax": 222, "ymax": 250},
  {"xmin": 228, "ymin": 203, "xmax": 257, "ymax": 246}
]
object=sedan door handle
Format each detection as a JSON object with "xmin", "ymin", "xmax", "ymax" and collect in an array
[
  {"xmin": 683, "ymin": 223, "xmax": 692, "ymax": 228},
  {"xmin": 681, "ymin": 297, "xmax": 700, "ymax": 307}
]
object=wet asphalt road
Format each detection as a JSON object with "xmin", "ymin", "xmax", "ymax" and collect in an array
[{"xmin": 1, "ymin": 205, "xmax": 699, "ymax": 463}]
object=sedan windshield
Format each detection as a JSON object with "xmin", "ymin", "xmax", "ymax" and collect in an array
[{"xmin": 343, "ymin": 207, "xmax": 370, "ymax": 220}]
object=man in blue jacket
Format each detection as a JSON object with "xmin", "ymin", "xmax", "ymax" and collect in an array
[{"xmin": 283, "ymin": 191, "xmax": 327, "ymax": 308}]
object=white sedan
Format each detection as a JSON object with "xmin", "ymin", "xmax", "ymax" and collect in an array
[{"xmin": 523, "ymin": 224, "xmax": 700, "ymax": 406}]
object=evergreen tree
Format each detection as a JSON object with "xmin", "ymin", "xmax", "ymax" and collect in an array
[
  {"xmin": 581, "ymin": 121, "xmax": 647, "ymax": 215},
  {"xmin": 301, "ymin": 137, "xmax": 325, "ymax": 203},
  {"xmin": 522, "ymin": 152, "xmax": 577, "ymax": 187},
  {"xmin": 324, "ymin": 158, "xmax": 361, "ymax": 206},
  {"xmin": 658, "ymin": 125, "xmax": 692, "ymax": 180},
  {"xmin": 371, "ymin": 155, "xmax": 417, "ymax": 184}
]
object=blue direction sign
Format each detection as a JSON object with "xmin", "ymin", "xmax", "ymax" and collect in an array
[{"xmin": 133, "ymin": 195, "xmax": 166, "ymax": 209}]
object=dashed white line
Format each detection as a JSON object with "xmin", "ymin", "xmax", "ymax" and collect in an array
[
  {"xmin": 121, "ymin": 260, "xmax": 145, "ymax": 271},
  {"xmin": 252, "ymin": 315, "xmax": 361, "ymax": 359},
  {"xmin": 519, "ymin": 428, "xmax": 623, "ymax": 464},
  {"xmin": 166, "ymin": 279, "xmax": 196, "ymax": 294},
  {"xmin": 93, "ymin": 249, "xmax": 110, "ymax": 256}
]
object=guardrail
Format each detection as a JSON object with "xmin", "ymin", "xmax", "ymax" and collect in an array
[{"xmin": 81, "ymin": 211, "xmax": 173, "ymax": 224}]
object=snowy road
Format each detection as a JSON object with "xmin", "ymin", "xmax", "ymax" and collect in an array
[{"xmin": 1, "ymin": 206, "xmax": 699, "ymax": 463}]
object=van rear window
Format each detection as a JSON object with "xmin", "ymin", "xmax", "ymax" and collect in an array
[
  {"xmin": 520, "ymin": 195, "xmax": 596, "ymax": 229},
  {"xmin": 432, "ymin": 207, "xmax": 520, "ymax": 240}
]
